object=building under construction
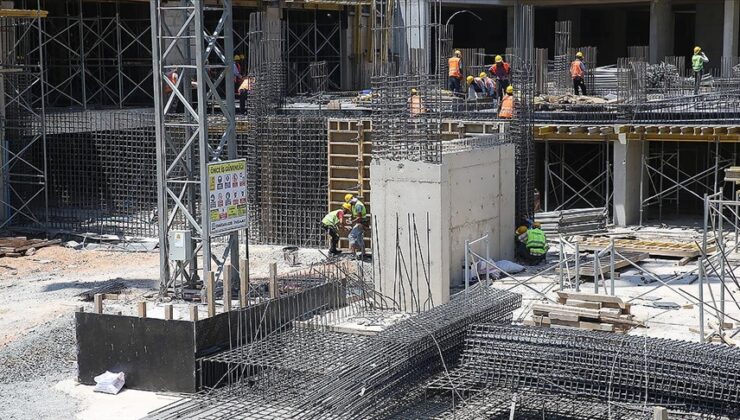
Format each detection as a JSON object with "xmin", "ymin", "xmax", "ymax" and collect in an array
[{"xmin": 1, "ymin": 0, "xmax": 740, "ymax": 418}]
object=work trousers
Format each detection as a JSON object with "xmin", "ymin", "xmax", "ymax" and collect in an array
[
  {"xmin": 448, "ymin": 76, "xmax": 461, "ymax": 94},
  {"xmin": 239, "ymin": 90, "xmax": 248, "ymax": 115},
  {"xmin": 693, "ymin": 70, "xmax": 703, "ymax": 95},
  {"xmin": 322, "ymin": 224, "xmax": 340, "ymax": 253},
  {"xmin": 573, "ymin": 76, "xmax": 587, "ymax": 96},
  {"xmin": 496, "ymin": 79, "xmax": 510, "ymax": 100}
]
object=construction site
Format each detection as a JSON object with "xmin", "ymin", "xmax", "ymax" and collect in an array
[{"xmin": 1, "ymin": 0, "xmax": 740, "ymax": 418}]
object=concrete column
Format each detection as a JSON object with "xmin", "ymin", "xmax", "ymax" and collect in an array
[
  {"xmin": 398, "ymin": 0, "xmax": 430, "ymax": 72},
  {"xmin": 613, "ymin": 139, "xmax": 645, "ymax": 226},
  {"xmin": 649, "ymin": 0, "xmax": 673, "ymax": 63},
  {"xmin": 724, "ymin": 0, "xmax": 740, "ymax": 59},
  {"xmin": 506, "ymin": 6, "xmax": 515, "ymax": 49}
]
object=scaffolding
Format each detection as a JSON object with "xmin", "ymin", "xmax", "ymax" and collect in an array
[
  {"xmin": 150, "ymin": 0, "xmax": 238, "ymax": 295},
  {"xmin": 0, "ymin": 5, "xmax": 47, "ymax": 229}
]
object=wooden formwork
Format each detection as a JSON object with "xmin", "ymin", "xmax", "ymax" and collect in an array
[{"xmin": 327, "ymin": 118, "xmax": 504, "ymax": 250}]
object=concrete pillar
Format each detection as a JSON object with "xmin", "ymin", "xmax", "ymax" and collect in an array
[
  {"xmin": 649, "ymin": 0, "xmax": 673, "ymax": 63},
  {"xmin": 613, "ymin": 139, "xmax": 645, "ymax": 226},
  {"xmin": 557, "ymin": 7, "xmax": 581, "ymax": 47},
  {"xmin": 506, "ymin": 6, "xmax": 515, "ymax": 49},
  {"xmin": 724, "ymin": 0, "xmax": 740, "ymax": 59},
  {"xmin": 398, "ymin": 0, "xmax": 430, "ymax": 72}
]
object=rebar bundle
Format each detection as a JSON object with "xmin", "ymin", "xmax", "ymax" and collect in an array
[
  {"xmin": 427, "ymin": 324, "xmax": 740, "ymax": 418},
  {"xmin": 147, "ymin": 285, "xmax": 522, "ymax": 420}
]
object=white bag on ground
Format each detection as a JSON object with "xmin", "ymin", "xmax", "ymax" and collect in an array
[
  {"xmin": 494, "ymin": 260, "xmax": 525, "ymax": 274},
  {"xmin": 93, "ymin": 371, "xmax": 125, "ymax": 395}
]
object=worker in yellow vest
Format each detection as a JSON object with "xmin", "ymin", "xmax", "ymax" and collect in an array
[
  {"xmin": 570, "ymin": 51, "xmax": 587, "ymax": 96},
  {"xmin": 321, "ymin": 203, "xmax": 351, "ymax": 255},
  {"xmin": 498, "ymin": 85, "xmax": 514, "ymax": 119},
  {"xmin": 448, "ymin": 50, "xmax": 463, "ymax": 94}
]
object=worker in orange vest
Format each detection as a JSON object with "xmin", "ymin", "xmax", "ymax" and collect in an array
[
  {"xmin": 498, "ymin": 85, "xmax": 514, "ymax": 119},
  {"xmin": 489, "ymin": 55, "xmax": 511, "ymax": 100},
  {"xmin": 570, "ymin": 51, "xmax": 587, "ymax": 96},
  {"xmin": 448, "ymin": 50, "xmax": 463, "ymax": 95}
]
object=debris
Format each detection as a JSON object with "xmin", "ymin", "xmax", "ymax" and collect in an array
[
  {"xmin": 575, "ymin": 236, "xmax": 709, "ymax": 258},
  {"xmin": 557, "ymin": 251, "xmax": 648, "ymax": 277},
  {"xmin": 535, "ymin": 208, "xmax": 607, "ymax": 236},
  {"xmin": 77, "ymin": 280, "xmax": 128, "ymax": 302},
  {"xmin": 64, "ymin": 240, "xmax": 82, "ymax": 250},
  {"xmin": 526, "ymin": 292, "xmax": 642, "ymax": 333},
  {"xmin": 0, "ymin": 237, "xmax": 61, "ymax": 258},
  {"xmin": 93, "ymin": 371, "xmax": 125, "ymax": 395}
]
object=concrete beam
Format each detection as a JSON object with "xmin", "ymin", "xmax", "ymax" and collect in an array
[
  {"xmin": 613, "ymin": 139, "xmax": 644, "ymax": 227},
  {"xmin": 649, "ymin": 0, "xmax": 673, "ymax": 64},
  {"xmin": 724, "ymin": 0, "xmax": 740, "ymax": 59}
]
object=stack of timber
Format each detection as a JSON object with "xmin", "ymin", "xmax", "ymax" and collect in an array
[
  {"xmin": 535, "ymin": 207, "xmax": 607, "ymax": 236},
  {"xmin": 575, "ymin": 236, "xmax": 710, "ymax": 259},
  {"xmin": 0, "ymin": 237, "xmax": 61, "ymax": 257},
  {"xmin": 526, "ymin": 291, "xmax": 643, "ymax": 333},
  {"xmin": 724, "ymin": 166, "xmax": 740, "ymax": 183},
  {"xmin": 557, "ymin": 251, "xmax": 648, "ymax": 277}
]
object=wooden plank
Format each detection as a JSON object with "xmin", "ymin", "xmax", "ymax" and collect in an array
[
  {"xmin": 564, "ymin": 299, "xmax": 602, "ymax": 310},
  {"xmin": 578, "ymin": 321, "xmax": 614, "ymax": 332},
  {"xmin": 556, "ymin": 291, "xmax": 626, "ymax": 309}
]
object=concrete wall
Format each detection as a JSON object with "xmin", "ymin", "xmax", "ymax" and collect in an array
[
  {"xmin": 613, "ymin": 139, "xmax": 645, "ymax": 226},
  {"xmin": 371, "ymin": 143, "xmax": 515, "ymax": 310}
]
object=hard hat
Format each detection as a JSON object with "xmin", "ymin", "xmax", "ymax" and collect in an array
[
  {"xmin": 495, "ymin": 55, "xmax": 503, "ymax": 63},
  {"xmin": 342, "ymin": 203, "xmax": 352, "ymax": 211},
  {"xmin": 532, "ymin": 221, "xmax": 542, "ymax": 228},
  {"xmin": 454, "ymin": 49, "xmax": 461, "ymax": 56},
  {"xmin": 516, "ymin": 226, "xmax": 528, "ymax": 235},
  {"xmin": 694, "ymin": 46, "xmax": 701, "ymax": 54},
  {"xmin": 234, "ymin": 54, "xmax": 241, "ymax": 60},
  {"xmin": 506, "ymin": 85, "xmax": 514, "ymax": 94},
  {"xmin": 466, "ymin": 75, "xmax": 474, "ymax": 84},
  {"xmin": 344, "ymin": 193, "xmax": 354, "ymax": 202},
  {"xmin": 410, "ymin": 88, "xmax": 418, "ymax": 95},
  {"xmin": 576, "ymin": 51, "xmax": 584, "ymax": 58},
  {"xmin": 479, "ymin": 72, "xmax": 487, "ymax": 78}
]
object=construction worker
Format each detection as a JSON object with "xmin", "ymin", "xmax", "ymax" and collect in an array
[
  {"xmin": 233, "ymin": 54, "xmax": 243, "ymax": 84},
  {"xmin": 571, "ymin": 51, "xmax": 587, "ymax": 96},
  {"xmin": 321, "ymin": 203, "xmax": 351, "ymax": 255},
  {"xmin": 479, "ymin": 72, "xmax": 495, "ymax": 98},
  {"xmin": 692, "ymin": 46, "xmax": 709, "ymax": 95},
  {"xmin": 448, "ymin": 50, "xmax": 463, "ymax": 95},
  {"xmin": 515, "ymin": 225, "xmax": 529, "ymax": 261},
  {"xmin": 524, "ymin": 222, "xmax": 548, "ymax": 264},
  {"xmin": 466, "ymin": 75, "xmax": 481, "ymax": 100},
  {"xmin": 498, "ymin": 85, "xmax": 514, "ymax": 119},
  {"xmin": 238, "ymin": 75, "xmax": 254, "ymax": 115},
  {"xmin": 344, "ymin": 194, "xmax": 367, "ymax": 224},
  {"xmin": 489, "ymin": 55, "xmax": 511, "ymax": 100},
  {"xmin": 408, "ymin": 88, "xmax": 424, "ymax": 116}
]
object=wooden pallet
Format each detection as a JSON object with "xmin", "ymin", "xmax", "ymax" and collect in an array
[
  {"xmin": 0, "ymin": 237, "xmax": 61, "ymax": 257},
  {"xmin": 575, "ymin": 237, "xmax": 709, "ymax": 258}
]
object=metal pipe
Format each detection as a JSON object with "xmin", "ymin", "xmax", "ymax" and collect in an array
[
  {"xmin": 574, "ymin": 241, "xmax": 580, "ymax": 292},
  {"xmin": 610, "ymin": 237, "xmax": 615, "ymax": 296}
]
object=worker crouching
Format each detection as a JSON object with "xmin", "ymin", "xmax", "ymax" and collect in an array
[
  {"xmin": 515, "ymin": 223, "xmax": 549, "ymax": 265},
  {"xmin": 322, "ymin": 203, "xmax": 351, "ymax": 255},
  {"xmin": 498, "ymin": 85, "xmax": 514, "ymax": 119}
]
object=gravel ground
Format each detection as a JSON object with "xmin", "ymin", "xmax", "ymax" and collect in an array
[{"xmin": 0, "ymin": 315, "xmax": 79, "ymax": 419}]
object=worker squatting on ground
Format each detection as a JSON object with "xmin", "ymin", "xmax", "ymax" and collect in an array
[
  {"xmin": 448, "ymin": 50, "xmax": 463, "ymax": 95},
  {"xmin": 570, "ymin": 51, "xmax": 587, "ymax": 96},
  {"xmin": 498, "ymin": 85, "xmax": 514, "ymax": 118},
  {"xmin": 515, "ymin": 223, "xmax": 548, "ymax": 265},
  {"xmin": 489, "ymin": 55, "xmax": 511, "ymax": 100},
  {"xmin": 322, "ymin": 203, "xmax": 351, "ymax": 255},
  {"xmin": 692, "ymin": 46, "xmax": 709, "ymax": 95},
  {"xmin": 344, "ymin": 194, "xmax": 369, "ymax": 258}
]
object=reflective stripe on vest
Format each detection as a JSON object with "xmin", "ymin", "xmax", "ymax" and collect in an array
[
  {"xmin": 499, "ymin": 95, "xmax": 514, "ymax": 118},
  {"xmin": 448, "ymin": 57, "xmax": 461, "ymax": 78},
  {"xmin": 526, "ymin": 228, "xmax": 546, "ymax": 254},
  {"xmin": 570, "ymin": 60, "xmax": 584, "ymax": 79},
  {"xmin": 322, "ymin": 209, "xmax": 342, "ymax": 226}
]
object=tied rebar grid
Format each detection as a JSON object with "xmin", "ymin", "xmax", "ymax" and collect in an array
[
  {"xmin": 553, "ymin": 20, "xmax": 571, "ymax": 95},
  {"xmin": 147, "ymin": 285, "xmax": 522, "ymax": 420},
  {"xmin": 426, "ymin": 324, "xmax": 740, "ymax": 418},
  {"xmin": 511, "ymin": 4, "xmax": 536, "ymax": 221}
]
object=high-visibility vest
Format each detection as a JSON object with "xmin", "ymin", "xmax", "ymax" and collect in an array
[
  {"xmin": 352, "ymin": 200, "xmax": 367, "ymax": 218},
  {"xmin": 489, "ymin": 62, "xmax": 510, "ymax": 80},
  {"xmin": 448, "ymin": 57, "xmax": 462, "ymax": 78},
  {"xmin": 499, "ymin": 95, "xmax": 514, "ymax": 119},
  {"xmin": 526, "ymin": 228, "xmax": 547, "ymax": 255},
  {"xmin": 570, "ymin": 60, "xmax": 584, "ymax": 79},
  {"xmin": 322, "ymin": 209, "xmax": 343, "ymax": 227}
]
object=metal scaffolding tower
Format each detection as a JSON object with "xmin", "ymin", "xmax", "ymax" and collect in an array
[
  {"xmin": 0, "ymin": 5, "xmax": 48, "ymax": 229},
  {"xmin": 150, "ymin": 0, "xmax": 238, "ymax": 295}
]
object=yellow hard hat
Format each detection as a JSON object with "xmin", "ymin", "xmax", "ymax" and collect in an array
[
  {"xmin": 495, "ymin": 55, "xmax": 503, "ymax": 63},
  {"xmin": 454, "ymin": 50, "xmax": 461, "ymax": 56},
  {"xmin": 576, "ymin": 51, "xmax": 584, "ymax": 58},
  {"xmin": 342, "ymin": 203, "xmax": 352, "ymax": 211},
  {"xmin": 479, "ymin": 72, "xmax": 487, "ymax": 78},
  {"xmin": 516, "ymin": 226, "xmax": 528, "ymax": 235},
  {"xmin": 344, "ymin": 193, "xmax": 353, "ymax": 202},
  {"xmin": 506, "ymin": 85, "xmax": 514, "ymax": 94},
  {"xmin": 694, "ymin": 46, "xmax": 701, "ymax": 54},
  {"xmin": 234, "ymin": 54, "xmax": 241, "ymax": 60},
  {"xmin": 532, "ymin": 221, "xmax": 542, "ymax": 228},
  {"xmin": 410, "ymin": 88, "xmax": 418, "ymax": 95},
  {"xmin": 466, "ymin": 75, "xmax": 474, "ymax": 84}
]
